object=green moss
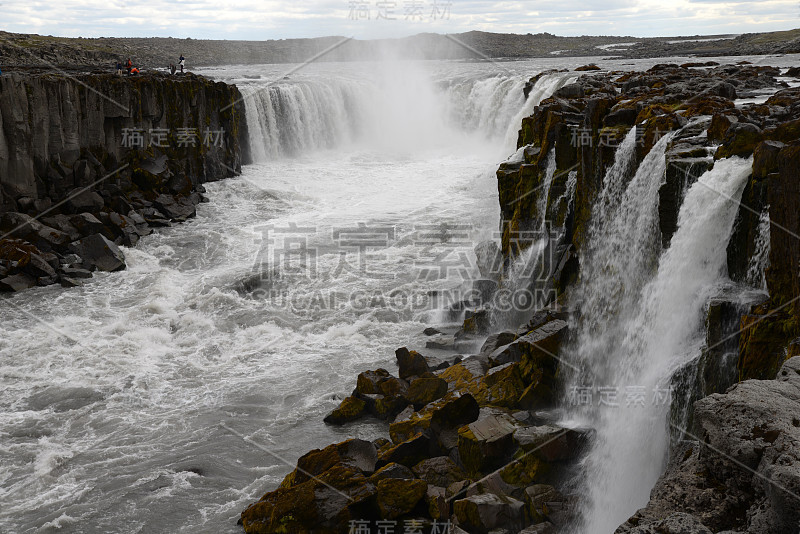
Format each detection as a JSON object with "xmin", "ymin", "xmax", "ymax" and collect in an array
[{"xmin": 376, "ymin": 478, "xmax": 427, "ymax": 519}]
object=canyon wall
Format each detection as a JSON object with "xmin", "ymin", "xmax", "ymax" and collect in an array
[{"xmin": 0, "ymin": 70, "xmax": 248, "ymax": 290}]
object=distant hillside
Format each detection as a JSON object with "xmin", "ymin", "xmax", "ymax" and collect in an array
[{"xmin": 1, "ymin": 28, "xmax": 799, "ymax": 69}]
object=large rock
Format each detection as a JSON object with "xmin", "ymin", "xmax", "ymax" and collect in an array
[
  {"xmin": 323, "ymin": 396, "xmax": 367, "ymax": 425},
  {"xmin": 513, "ymin": 424, "xmax": 590, "ymax": 462},
  {"xmin": 0, "ymin": 273, "xmax": 37, "ymax": 292},
  {"xmin": 458, "ymin": 413, "xmax": 518, "ymax": 473},
  {"xmin": 412, "ymin": 456, "xmax": 467, "ymax": 487},
  {"xmin": 453, "ymin": 492, "xmax": 525, "ymax": 533},
  {"xmin": 68, "ymin": 234, "xmax": 126, "ymax": 272},
  {"xmin": 406, "ymin": 377, "xmax": 448, "ymax": 408},
  {"xmin": 396, "ymin": 347, "xmax": 430, "ymax": 379},
  {"xmin": 375, "ymin": 478, "xmax": 427, "ymax": 518}
]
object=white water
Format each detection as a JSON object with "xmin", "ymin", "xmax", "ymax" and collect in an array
[{"xmin": 569, "ymin": 155, "xmax": 753, "ymax": 533}]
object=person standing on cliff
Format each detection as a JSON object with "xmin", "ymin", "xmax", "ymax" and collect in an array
[
  {"xmin": 126, "ymin": 58, "xmax": 132, "ymax": 74},
  {"xmin": 179, "ymin": 55, "xmax": 185, "ymax": 73},
  {"xmin": 115, "ymin": 61, "xmax": 123, "ymax": 76}
]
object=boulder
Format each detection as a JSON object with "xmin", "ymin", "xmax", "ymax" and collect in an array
[
  {"xmin": 323, "ymin": 396, "xmax": 367, "ymax": 425},
  {"xmin": 480, "ymin": 332, "xmax": 519, "ymax": 355},
  {"xmin": 406, "ymin": 377, "xmax": 448, "ymax": 408},
  {"xmin": 0, "ymin": 212, "xmax": 71, "ymax": 251},
  {"xmin": 513, "ymin": 425, "xmax": 590, "ymax": 462},
  {"xmin": 379, "ymin": 432, "xmax": 437, "ymax": 468},
  {"xmin": 240, "ymin": 465, "xmax": 376, "ymax": 533},
  {"xmin": 70, "ymin": 212, "xmax": 110, "ymax": 238},
  {"xmin": 65, "ymin": 189, "xmax": 104, "ymax": 213},
  {"xmin": 281, "ymin": 439, "xmax": 378, "ymax": 489},
  {"xmin": 375, "ymin": 478, "xmax": 427, "ymax": 519},
  {"xmin": 453, "ymin": 492, "xmax": 525, "ymax": 533},
  {"xmin": 458, "ymin": 413, "xmax": 518, "ymax": 473},
  {"xmin": 412, "ymin": 456, "xmax": 467, "ymax": 487},
  {"xmin": 68, "ymin": 234, "xmax": 126, "ymax": 272},
  {"xmin": 523, "ymin": 484, "xmax": 565, "ymax": 523},
  {"xmin": 369, "ymin": 462, "xmax": 415, "ymax": 482},
  {"xmin": 396, "ymin": 347, "xmax": 431, "ymax": 379},
  {"xmin": 0, "ymin": 273, "xmax": 37, "ymax": 292}
]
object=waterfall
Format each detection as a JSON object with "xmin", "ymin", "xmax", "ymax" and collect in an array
[
  {"xmin": 495, "ymin": 150, "xmax": 558, "ymax": 328},
  {"xmin": 242, "ymin": 68, "xmax": 575, "ymax": 160},
  {"xmin": 746, "ymin": 208, "xmax": 771, "ymax": 290},
  {"xmin": 568, "ymin": 155, "xmax": 753, "ymax": 534}
]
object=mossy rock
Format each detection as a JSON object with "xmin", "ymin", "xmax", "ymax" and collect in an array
[
  {"xmin": 356, "ymin": 369, "xmax": 391, "ymax": 395},
  {"xmin": 241, "ymin": 465, "xmax": 376, "ymax": 534},
  {"xmin": 323, "ymin": 396, "xmax": 367, "ymax": 425},
  {"xmin": 738, "ymin": 312, "xmax": 795, "ymax": 381},
  {"xmin": 406, "ymin": 377, "xmax": 448, "ymax": 408},
  {"xmin": 376, "ymin": 478, "xmax": 427, "ymax": 519},
  {"xmin": 715, "ymin": 123, "xmax": 764, "ymax": 159}
]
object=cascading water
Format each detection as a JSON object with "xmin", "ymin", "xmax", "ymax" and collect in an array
[
  {"xmin": 566, "ymin": 152, "xmax": 754, "ymax": 533},
  {"xmin": 495, "ymin": 150, "xmax": 558, "ymax": 328},
  {"xmin": 746, "ymin": 208, "xmax": 771, "ymax": 290},
  {"xmin": 243, "ymin": 66, "xmax": 575, "ymax": 160}
]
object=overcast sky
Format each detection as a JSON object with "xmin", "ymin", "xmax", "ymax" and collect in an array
[{"xmin": 2, "ymin": 0, "xmax": 798, "ymax": 40}]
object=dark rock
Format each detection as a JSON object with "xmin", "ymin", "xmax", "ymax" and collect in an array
[
  {"xmin": 369, "ymin": 462, "xmax": 414, "ymax": 482},
  {"xmin": 716, "ymin": 122, "xmax": 763, "ymax": 159},
  {"xmin": 0, "ymin": 273, "xmax": 37, "ymax": 292},
  {"xmin": 379, "ymin": 432, "xmax": 436, "ymax": 468},
  {"xmin": 458, "ymin": 413, "xmax": 518, "ymax": 473},
  {"xmin": 323, "ymin": 396, "xmax": 367, "ymax": 425},
  {"xmin": 480, "ymin": 332, "xmax": 519, "ymax": 355},
  {"xmin": 68, "ymin": 213, "xmax": 108, "ymax": 238},
  {"xmin": 412, "ymin": 456, "xmax": 467, "ymax": 487},
  {"xmin": 375, "ymin": 478, "xmax": 427, "ymax": 519},
  {"xmin": 41, "ymin": 214, "xmax": 82, "ymax": 241},
  {"xmin": 65, "ymin": 189, "xmax": 105, "ymax": 213},
  {"xmin": 406, "ymin": 377, "xmax": 449, "ymax": 408},
  {"xmin": 0, "ymin": 213, "xmax": 71, "ymax": 251},
  {"xmin": 453, "ymin": 492, "xmax": 525, "ymax": 533},
  {"xmin": 68, "ymin": 234, "xmax": 126, "ymax": 272},
  {"xmin": 21, "ymin": 253, "xmax": 56, "ymax": 278},
  {"xmin": 575, "ymin": 64, "xmax": 601, "ymax": 71},
  {"xmin": 396, "ymin": 347, "xmax": 431, "ymax": 379},
  {"xmin": 513, "ymin": 424, "xmax": 590, "ymax": 462},
  {"xmin": 423, "ymin": 327, "xmax": 442, "ymax": 336},
  {"xmin": 555, "ymin": 84, "xmax": 585, "ymax": 99},
  {"xmin": 524, "ymin": 484, "xmax": 565, "ymax": 524}
]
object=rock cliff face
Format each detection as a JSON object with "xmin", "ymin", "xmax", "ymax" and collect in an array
[{"xmin": 0, "ymin": 70, "xmax": 248, "ymax": 290}]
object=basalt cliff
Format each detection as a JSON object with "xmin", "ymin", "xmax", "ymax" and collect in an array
[
  {"xmin": 238, "ymin": 63, "xmax": 800, "ymax": 534},
  {"xmin": 0, "ymin": 70, "xmax": 248, "ymax": 290}
]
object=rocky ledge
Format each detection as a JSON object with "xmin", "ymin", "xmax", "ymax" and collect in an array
[
  {"xmin": 239, "ymin": 62, "xmax": 800, "ymax": 534},
  {"xmin": 0, "ymin": 70, "xmax": 248, "ymax": 291},
  {"xmin": 241, "ymin": 313, "xmax": 585, "ymax": 534}
]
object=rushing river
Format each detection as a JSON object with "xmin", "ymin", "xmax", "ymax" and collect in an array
[{"xmin": 0, "ymin": 54, "xmax": 796, "ymax": 533}]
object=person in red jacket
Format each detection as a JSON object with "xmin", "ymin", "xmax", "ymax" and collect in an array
[{"xmin": 126, "ymin": 58, "xmax": 132, "ymax": 74}]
